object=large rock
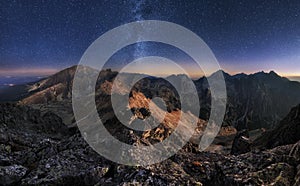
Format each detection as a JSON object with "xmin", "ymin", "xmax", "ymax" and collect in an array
[
  {"xmin": 294, "ymin": 165, "xmax": 300, "ymax": 186},
  {"xmin": 231, "ymin": 129, "xmax": 251, "ymax": 155},
  {"xmin": 289, "ymin": 141, "xmax": 300, "ymax": 186},
  {"xmin": 0, "ymin": 165, "xmax": 27, "ymax": 185},
  {"xmin": 289, "ymin": 141, "xmax": 300, "ymax": 161}
]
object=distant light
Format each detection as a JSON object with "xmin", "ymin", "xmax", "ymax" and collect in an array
[{"xmin": 4, "ymin": 83, "xmax": 15, "ymax": 87}]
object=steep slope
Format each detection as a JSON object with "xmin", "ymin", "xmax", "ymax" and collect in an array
[
  {"xmin": 0, "ymin": 103, "xmax": 70, "ymax": 137},
  {"xmin": 253, "ymin": 104, "xmax": 300, "ymax": 149},
  {"xmin": 20, "ymin": 65, "xmax": 108, "ymax": 104},
  {"xmin": 21, "ymin": 66, "xmax": 81, "ymax": 104}
]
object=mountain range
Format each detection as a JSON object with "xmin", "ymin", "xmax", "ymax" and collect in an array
[
  {"xmin": 2, "ymin": 65, "xmax": 300, "ymax": 132},
  {"xmin": 0, "ymin": 65, "xmax": 300, "ymax": 185}
]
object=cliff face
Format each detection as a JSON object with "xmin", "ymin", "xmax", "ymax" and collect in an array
[
  {"xmin": 196, "ymin": 70, "xmax": 300, "ymax": 130},
  {"xmin": 253, "ymin": 104, "xmax": 300, "ymax": 149}
]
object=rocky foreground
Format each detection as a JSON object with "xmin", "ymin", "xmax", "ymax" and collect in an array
[{"xmin": 0, "ymin": 103, "xmax": 299, "ymax": 186}]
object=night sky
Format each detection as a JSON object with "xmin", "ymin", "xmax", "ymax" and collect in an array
[{"xmin": 1, "ymin": 0, "xmax": 300, "ymax": 77}]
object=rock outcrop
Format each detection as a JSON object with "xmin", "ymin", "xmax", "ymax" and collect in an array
[
  {"xmin": 0, "ymin": 103, "xmax": 299, "ymax": 185},
  {"xmin": 230, "ymin": 129, "xmax": 251, "ymax": 155}
]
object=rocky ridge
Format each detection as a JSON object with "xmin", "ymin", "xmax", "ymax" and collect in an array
[
  {"xmin": 14, "ymin": 66, "xmax": 300, "ymax": 131},
  {"xmin": 0, "ymin": 103, "xmax": 299, "ymax": 185}
]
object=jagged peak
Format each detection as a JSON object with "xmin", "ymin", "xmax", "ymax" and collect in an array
[
  {"xmin": 166, "ymin": 73, "xmax": 190, "ymax": 80},
  {"xmin": 209, "ymin": 70, "xmax": 231, "ymax": 79},
  {"xmin": 268, "ymin": 70, "xmax": 281, "ymax": 77},
  {"xmin": 249, "ymin": 70, "xmax": 286, "ymax": 81},
  {"xmin": 252, "ymin": 70, "xmax": 280, "ymax": 76},
  {"xmin": 232, "ymin": 73, "xmax": 247, "ymax": 79}
]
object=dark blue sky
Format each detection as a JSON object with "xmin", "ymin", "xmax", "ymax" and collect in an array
[{"xmin": 1, "ymin": 0, "xmax": 300, "ymax": 76}]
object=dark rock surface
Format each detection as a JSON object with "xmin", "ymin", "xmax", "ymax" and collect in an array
[
  {"xmin": 231, "ymin": 129, "xmax": 251, "ymax": 155},
  {"xmin": 195, "ymin": 70, "xmax": 300, "ymax": 130},
  {"xmin": 254, "ymin": 104, "xmax": 300, "ymax": 149},
  {"xmin": 0, "ymin": 165, "xmax": 27, "ymax": 185},
  {"xmin": 0, "ymin": 104, "xmax": 111, "ymax": 185},
  {"xmin": 0, "ymin": 103, "xmax": 299, "ymax": 185}
]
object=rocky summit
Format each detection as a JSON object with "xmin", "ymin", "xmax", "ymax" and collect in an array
[{"xmin": 0, "ymin": 102, "xmax": 299, "ymax": 185}]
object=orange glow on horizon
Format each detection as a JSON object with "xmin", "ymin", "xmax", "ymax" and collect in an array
[
  {"xmin": 0, "ymin": 68, "xmax": 59, "ymax": 76},
  {"xmin": 1, "ymin": 65, "xmax": 299, "ymax": 79}
]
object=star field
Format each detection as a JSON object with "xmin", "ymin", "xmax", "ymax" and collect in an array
[{"xmin": 0, "ymin": 0, "xmax": 300, "ymax": 76}]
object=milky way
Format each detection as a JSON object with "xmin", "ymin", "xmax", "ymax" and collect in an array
[
  {"xmin": 131, "ymin": 0, "xmax": 147, "ymax": 58},
  {"xmin": 1, "ymin": 0, "xmax": 300, "ymax": 76}
]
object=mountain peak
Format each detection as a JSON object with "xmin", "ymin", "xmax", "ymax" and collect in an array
[
  {"xmin": 233, "ymin": 73, "xmax": 247, "ymax": 79},
  {"xmin": 252, "ymin": 70, "xmax": 283, "ymax": 79},
  {"xmin": 209, "ymin": 70, "xmax": 231, "ymax": 79},
  {"xmin": 269, "ymin": 70, "xmax": 280, "ymax": 76}
]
